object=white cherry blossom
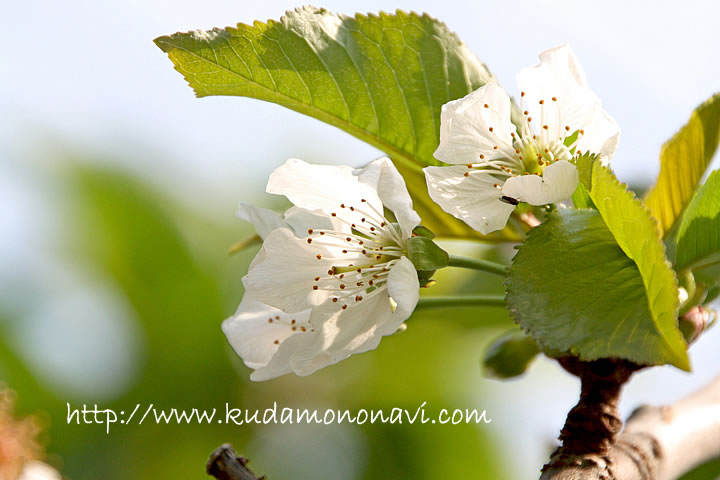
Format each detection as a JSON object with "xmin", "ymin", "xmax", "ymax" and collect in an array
[
  {"xmin": 226, "ymin": 158, "xmax": 421, "ymax": 380},
  {"xmin": 424, "ymin": 44, "xmax": 620, "ymax": 234}
]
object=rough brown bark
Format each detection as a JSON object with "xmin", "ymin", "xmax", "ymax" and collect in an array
[
  {"xmin": 541, "ymin": 370, "xmax": 720, "ymax": 480},
  {"xmin": 207, "ymin": 444, "xmax": 265, "ymax": 480}
]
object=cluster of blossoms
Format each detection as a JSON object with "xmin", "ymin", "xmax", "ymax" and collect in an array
[{"xmin": 224, "ymin": 45, "xmax": 619, "ymax": 380}]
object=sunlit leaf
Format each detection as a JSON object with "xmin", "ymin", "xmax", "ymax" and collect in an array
[
  {"xmin": 645, "ymin": 93, "xmax": 720, "ymax": 236},
  {"xmin": 507, "ymin": 209, "xmax": 687, "ymax": 368},
  {"xmin": 154, "ymin": 7, "xmax": 518, "ymax": 240},
  {"xmin": 675, "ymin": 170, "xmax": 720, "ymax": 282}
]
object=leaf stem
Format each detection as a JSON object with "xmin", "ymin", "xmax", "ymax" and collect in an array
[
  {"xmin": 416, "ymin": 295, "xmax": 506, "ymax": 310},
  {"xmin": 447, "ymin": 254, "xmax": 507, "ymax": 277}
]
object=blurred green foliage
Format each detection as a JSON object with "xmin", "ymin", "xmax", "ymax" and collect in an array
[{"xmin": 0, "ymin": 157, "xmax": 514, "ymax": 479}]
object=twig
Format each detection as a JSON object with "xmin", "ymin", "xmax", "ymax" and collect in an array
[
  {"xmin": 541, "ymin": 374, "xmax": 720, "ymax": 480},
  {"xmin": 207, "ymin": 444, "xmax": 265, "ymax": 480}
]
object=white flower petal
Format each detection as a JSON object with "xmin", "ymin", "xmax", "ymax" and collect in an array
[
  {"xmin": 356, "ymin": 158, "xmax": 420, "ymax": 238},
  {"xmin": 290, "ymin": 293, "xmax": 391, "ymax": 376},
  {"xmin": 517, "ymin": 44, "xmax": 618, "ymax": 154},
  {"xmin": 236, "ymin": 203, "xmax": 287, "ymax": 240},
  {"xmin": 424, "ymin": 165, "xmax": 516, "ymax": 234},
  {"xmin": 283, "ymin": 206, "xmax": 340, "ymax": 234},
  {"xmin": 578, "ymin": 107, "xmax": 621, "ymax": 160},
  {"xmin": 501, "ymin": 160, "xmax": 578, "ymax": 205},
  {"xmin": 267, "ymin": 158, "xmax": 383, "ymax": 225},
  {"xmin": 434, "ymin": 83, "xmax": 516, "ymax": 165},
  {"xmin": 382, "ymin": 256, "xmax": 419, "ymax": 334},
  {"xmin": 250, "ymin": 332, "xmax": 313, "ymax": 381},
  {"xmin": 243, "ymin": 228, "xmax": 334, "ymax": 312},
  {"xmin": 222, "ymin": 295, "xmax": 311, "ymax": 370}
]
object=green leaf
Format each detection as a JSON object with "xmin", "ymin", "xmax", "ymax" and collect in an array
[
  {"xmin": 645, "ymin": 93, "xmax": 720, "ymax": 236},
  {"xmin": 507, "ymin": 209, "xmax": 688, "ymax": 369},
  {"xmin": 407, "ymin": 236, "xmax": 448, "ymax": 271},
  {"xmin": 154, "ymin": 8, "xmax": 516, "ymax": 240},
  {"xmin": 482, "ymin": 330, "xmax": 540, "ymax": 379},
  {"xmin": 588, "ymin": 165, "xmax": 688, "ymax": 369},
  {"xmin": 676, "ymin": 169, "xmax": 720, "ymax": 278},
  {"xmin": 412, "ymin": 225, "xmax": 436, "ymax": 239}
]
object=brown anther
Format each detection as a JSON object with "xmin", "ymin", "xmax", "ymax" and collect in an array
[
  {"xmin": 342, "ymin": 250, "xmax": 348, "ymax": 254},
  {"xmin": 579, "ymin": 129, "xmax": 585, "ymax": 135},
  {"xmin": 355, "ymin": 295, "xmax": 363, "ymax": 302},
  {"xmin": 528, "ymin": 117, "xmax": 532, "ymax": 122},
  {"xmin": 539, "ymin": 99, "xmax": 545, "ymax": 105},
  {"xmin": 532, "ymin": 135, "xmax": 537, "ymax": 139},
  {"xmin": 565, "ymin": 125, "xmax": 570, "ymax": 131},
  {"xmin": 339, "ymin": 274, "xmax": 344, "ymax": 279},
  {"xmin": 521, "ymin": 91, "xmax": 525, "ymax": 97},
  {"xmin": 464, "ymin": 172, "xmax": 469, "ymax": 177},
  {"xmin": 361, "ymin": 218, "xmax": 366, "ymax": 222},
  {"xmin": 316, "ymin": 254, "xmax": 322, "ymax": 260},
  {"xmin": 362, "ymin": 249, "xmax": 367, "ymax": 254},
  {"xmin": 357, "ymin": 268, "xmax": 362, "ymax": 272},
  {"xmin": 361, "ymin": 199, "xmax": 367, "ymax": 202},
  {"xmin": 292, "ymin": 327, "xmax": 297, "ymax": 331},
  {"xmin": 552, "ymin": 96, "xmax": 557, "ymax": 101},
  {"xmin": 493, "ymin": 145, "xmax": 499, "ymax": 150},
  {"xmin": 320, "ymin": 231, "xmax": 325, "ymax": 235},
  {"xmin": 515, "ymin": 149, "xmax": 521, "ymax": 154},
  {"xmin": 328, "ymin": 269, "xmax": 334, "ymax": 275},
  {"xmin": 357, "ymin": 282, "xmax": 364, "ymax": 287},
  {"xmin": 291, "ymin": 319, "xmax": 296, "ymax": 324},
  {"xmin": 479, "ymin": 154, "xmax": 485, "ymax": 159},
  {"xmin": 332, "ymin": 298, "xmax": 338, "ymax": 303},
  {"xmin": 307, "ymin": 238, "xmax": 313, "ymax": 244},
  {"xmin": 489, "ymin": 127, "xmax": 494, "ymax": 132},
  {"xmin": 301, "ymin": 327, "xmax": 306, "ymax": 332},
  {"xmin": 331, "ymin": 212, "xmax": 336, "ymax": 217},
  {"xmin": 350, "ymin": 206, "xmax": 355, "ymax": 211},
  {"xmin": 369, "ymin": 280, "xmax": 374, "ymax": 286},
  {"xmin": 274, "ymin": 340, "xmax": 279, "ymax": 345},
  {"xmin": 346, "ymin": 237, "xmax": 351, "ymax": 242},
  {"xmin": 483, "ymin": 103, "xmax": 489, "ymax": 108},
  {"xmin": 493, "ymin": 183, "xmax": 499, "ymax": 188},
  {"xmin": 313, "ymin": 285, "xmax": 319, "ymax": 290},
  {"xmin": 467, "ymin": 163, "xmax": 473, "ymax": 168},
  {"xmin": 340, "ymin": 284, "xmax": 345, "ymax": 289},
  {"xmin": 359, "ymin": 241, "xmax": 364, "ymax": 245},
  {"xmin": 543, "ymin": 125, "xmax": 549, "ymax": 130},
  {"xmin": 376, "ymin": 255, "xmax": 382, "ymax": 260},
  {"xmin": 268, "ymin": 318, "xmax": 273, "ymax": 323},
  {"xmin": 545, "ymin": 148, "xmax": 550, "ymax": 153},
  {"xmin": 342, "ymin": 305, "xmax": 348, "ymax": 310},
  {"xmin": 370, "ymin": 227, "xmax": 375, "ymax": 231},
  {"xmin": 340, "ymin": 203, "xmax": 345, "ymax": 208},
  {"xmin": 308, "ymin": 228, "xmax": 314, "ymax": 234},
  {"xmin": 380, "ymin": 222, "xmax": 385, "ymax": 227},
  {"xmin": 314, "ymin": 276, "xmax": 320, "ymax": 281}
]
